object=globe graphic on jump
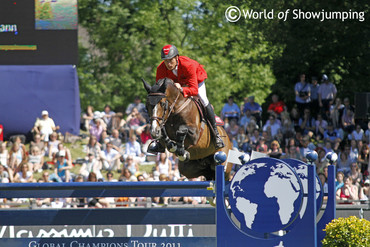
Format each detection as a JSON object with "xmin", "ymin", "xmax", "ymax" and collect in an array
[{"xmin": 228, "ymin": 158, "xmax": 303, "ymax": 233}]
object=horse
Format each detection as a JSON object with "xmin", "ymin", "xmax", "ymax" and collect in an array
[{"xmin": 143, "ymin": 78, "xmax": 233, "ymax": 180}]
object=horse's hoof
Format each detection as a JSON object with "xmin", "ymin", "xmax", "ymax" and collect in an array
[
  {"xmin": 169, "ymin": 146, "xmax": 177, "ymax": 152},
  {"xmin": 178, "ymin": 151, "xmax": 190, "ymax": 161}
]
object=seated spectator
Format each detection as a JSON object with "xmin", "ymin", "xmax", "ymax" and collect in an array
[
  {"xmin": 336, "ymin": 176, "xmax": 359, "ymax": 204},
  {"xmin": 315, "ymin": 114, "xmax": 328, "ymax": 139},
  {"xmin": 323, "ymin": 123, "xmax": 341, "ymax": 146},
  {"xmin": 156, "ymin": 152, "xmax": 172, "ymax": 177},
  {"xmin": 28, "ymin": 146, "xmax": 44, "ymax": 173},
  {"xmin": 125, "ymin": 96, "xmax": 148, "ymax": 121},
  {"xmin": 349, "ymin": 162, "xmax": 362, "ymax": 187},
  {"xmin": 0, "ymin": 163, "xmax": 12, "ymax": 183},
  {"xmin": 267, "ymin": 94, "xmax": 286, "ymax": 117},
  {"xmin": 8, "ymin": 142, "xmax": 24, "ymax": 171},
  {"xmin": 256, "ymin": 136, "xmax": 268, "ymax": 154},
  {"xmin": 221, "ymin": 96, "xmax": 240, "ymax": 122},
  {"xmin": 298, "ymin": 109, "xmax": 316, "ymax": 136},
  {"xmin": 226, "ymin": 119, "xmax": 240, "ymax": 147},
  {"xmin": 280, "ymin": 116, "xmax": 295, "ymax": 144},
  {"xmin": 101, "ymin": 142, "xmax": 121, "ymax": 172},
  {"xmin": 13, "ymin": 163, "xmax": 35, "ymax": 183},
  {"xmin": 239, "ymin": 109, "xmax": 253, "ymax": 131},
  {"xmin": 126, "ymin": 107, "xmax": 147, "ymax": 135},
  {"xmin": 263, "ymin": 114, "xmax": 281, "ymax": 138},
  {"xmin": 89, "ymin": 117, "xmax": 105, "ymax": 142},
  {"xmin": 236, "ymin": 127, "xmax": 248, "ymax": 150},
  {"xmin": 52, "ymin": 143, "xmax": 73, "ymax": 164},
  {"xmin": 250, "ymin": 129, "xmax": 260, "ymax": 149},
  {"xmin": 101, "ymin": 105, "xmax": 115, "ymax": 132},
  {"xmin": 125, "ymin": 155, "xmax": 140, "ymax": 176},
  {"xmin": 32, "ymin": 110, "xmax": 60, "ymax": 142},
  {"xmin": 268, "ymin": 140, "xmax": 282, "ymax": 159},
  {"xmin": 80, "ymin": 153, "xmax": 102, "ymax": 180},
  {"xmin": 341, "ymin": 108, "xmax": 355, "ymax": 134},
  {"xmin": 0, "ymin": 142, "xmax": 9, "ymax": 169},
  {"xmin": 337, "ymin": 151, "xmax": 351, "ymax": 175},
  {"xmin": 30, "ymin": 134, "xmax": 45, "ymax": 155},
  {"xmin": 41, "ymin": 171, "xmax": 51, "ymax": 183},
  {"xmin": 290, "ymin": 106, "xmax": 301, "ymax": 132},
  {"xmin": 349, "ymin": 139, "xmax": 359, "ymax": 162},
  {"xmin": 106, "ymin": 171, "xmax": 118, "ymax": 182},
  {"xmin": 47, "ymin": 132, "xmax": 60, "ymax": 159},
  {"xmin": 365, "ymin": 121, "xmax": 370, "ymax": 144},
  {"xmin": 358, "ymin": 145, "xmax": 369, "ymax": 178},
  {"xmin": 120, "ymin": 168, "xmax": 137, "ymax": 182},
  {"xmin": 139, "ymin": 125, "xmax": 152, "ymax": 145},
  {"xmin": 335, "ymin": 171, "xmax": 345, "ymax": 192},
  {"xmin": 349, "ymin": 124, "xmax": 365, "ymax": 141},
  {"xmin": 81, "ymin": 105, "xmax": 94, "ymax": 131},
  {"xmin": 85, "ymin": 135, "xmax": 102, "ymax": 161},
  {"xmin": 318, "ymin": 172, "xmax": 328, "ymax": 195},
  {"xmin": 243, "ymin": 96, "xmax": 262, "ymax": 127},
  {"xmin": 359, "ymin": 179, "xmax": 369, "ymax": 202},
  {"xmin": 282, "ymin": 142, "xmax": 302, "ymax": 160},
  {"xmin": 245, "ymin": 118, "xmax": 258, "ymax": 136},
  {"xmin": 315, "ymin": 147, "xmax": 328, "ymax": 173},
  {"xmin": 125, "ymin": 133, "xmax": 145, "ymax": 163},
  {"xmin": 239, "ymin": 135, "xmax": 252, "ymax": 153},
  {"xmin": 54, "ymin": 150, "xmax": 73, "ymax": 182},
  {"xmin": 108, "ymin": 129, "xmax": 123, "ymax": 151}
]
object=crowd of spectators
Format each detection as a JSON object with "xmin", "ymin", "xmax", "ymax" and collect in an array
[{"xmin": 1, "ymin": 73, "xmax": 369, "ymax": 208}]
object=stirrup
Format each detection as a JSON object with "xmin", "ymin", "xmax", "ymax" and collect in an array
[{"xmin": 215, "ymin": 136, "xmax": 225, "ymax": 149}]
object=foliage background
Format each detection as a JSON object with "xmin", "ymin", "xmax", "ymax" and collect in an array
[{"xmin": 77, "ymin": 0, "xmax": 369, "ymax": 117}]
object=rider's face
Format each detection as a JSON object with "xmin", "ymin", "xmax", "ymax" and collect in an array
[{"xmin": 164, "ymin": 56, "xmax": 178, "ymax": 71}]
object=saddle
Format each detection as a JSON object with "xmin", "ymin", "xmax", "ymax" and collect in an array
[{"xmin": 190, "ymin": 96, "xmax": 224, "ymax": 126}]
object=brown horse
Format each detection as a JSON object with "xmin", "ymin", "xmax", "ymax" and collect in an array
[{"xmin": 143, "ymin": 78, "xmax": 233, "ymax": 180}]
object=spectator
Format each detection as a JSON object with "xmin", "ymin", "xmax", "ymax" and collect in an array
[
  {"xmin": 139, "ymin": 125, "xmax": 152, "ymax": 145},
  {"xmin": 0, "ymin": 142, "xmax": 9, "ymax": 169},
  {"xmin": 337, "ymin": 151, "xmax": 351, "ymax": 175},
  {"xmin": 0, "ymin": 163, "xmax": 12, "ymax": 183},
  {"xmin": 310, "ymin": 76, "xmax": 320, "ymax": 116},
  {"xmin": 243, "ymin": 96, "xmax": 262, "ymax": 127},
  {"xmin": 315, "ymin": 148, "xmax": 328, "ymax": 173},
  {"xmin": 54, "ymin": 150, "xmax": 73, "ymax": 182},
  {"xmin": 52, "ymin": 143, "xmax": 72, "ymax": 164},
  {"xmin": 156, "ymin": 152, "xmax": 172, "ymax": 177},
  {"xmin": 8, "ymin": 142, "xmax": 24, "ymax": 171},
  {"xmin": 80, "ymin": 153, "xmax": 102, "ymax": 180},
  {"xmin": 124, "ymin": 155, "xmax": 139, "ymax": 176},
  {"xmin": 81, "ymin": 105, "xmax": 94, "ymax": 131},
  {"xmin": 120, "ymin": 168, "xmax": 137, "ymax": 182},
  {"xmin": 126, "ymin": 107, "xmax": 147, "ymax": 135},
  {"xmin": 108, "ymin": 129, "xmax": 123, "ymax": 152},
  {"xmin": 323, "ymin": 123, "xmax": 341, "ymax": 147},
  {"xmin": 13, "ymin": 163, "xmax": 35, "ymax": 183},
  {"xmin": 294, "ymin": 74, "xmax": 311, "ymax": 117},
  {"xmin": 221, "ymin": 96, "xmax": 241, "ymax": 122},
  {"xmin": 349, "ymin": 124, "xmax": 365, "ymax": 141},
  {"xmin": 340, "ymin": 97, "xmax": 355, "ymax": 123},
  {"xmin": 101, "ymin": 105, "xmax": 115, "ymax": 130},
  {"xmin": 47, "ymin": 132, "xmax": 60, "ymax": 159},
  {"xmin": 125, "ymin": 133, "xmax": 145, "ymax": 163},
  {"xmin": 298, "ymin": 109, "xmax": 316, "ymax": 136},
  {"xmin": 239, "ymin": 109, "xmax": 253, "ymax": 131},
  {"xmin": 89, "ymin": 117, "xmax": 105, "ymax": 142},
  {"xmin": 282, "ymin": 142, "xmax": 302, "ymax": 160},
  {"xmin": 85, "ymin": 135, "xmax": 102, "ymax": 160},
  {"xmin": 86, "ymin": 172, "xmax": 110, "ymax": 208},
  {"xmin": 358, "ymin": 145, "xmax": 369, "ymax": 178},
  {"xmin": 315, "ymin": 114, "xmax": 328, "ymax": 139},
  {"xmin": 267, "ymin": 94, "xmax": 286, "ymax": 117},
  {"xmin": 30, "ymin": 134, "xmax": 45, "ymax": 155},
  {"xmin": 263, "ymin": 114, "xmax": 281, "ymax": 138},
  {"xmin": 256, "ymin": 136, "xmax": 268, "ymax": 154},
  {"xmin": 101, "ymin": 142, "xmax": 121, "ymax": 172},
  {"xmin": 335, "ymin": 171, "xmax": 345, "ymax": 192},
  {"xmin": 268, "ymin": 140, "xmax": 283, "ymax": 159},
  {"xmin": 106, "ymin": 171, "xmax": 118, "ymax": 182},
  {"xmin": 28, "ymin": 146, "xmax": 44, "ymax": 173},
  {"xmin": 125, "ymin": 96, "xmax": 147, "ymax": 121},
  {"xmin": 0, "ymin": 124, "xmax": 3, "ymax": 142},
  {"xmin": 349, "ymin": 162, "xmax": 362, "ymax": 187},
  {"xmin": 41, "ymin": 171, "xmax": 51, "ymax": 183},
  {"xmin": 329, "ymin": 98, "xmax": 344, "ymax": 129},
  {"xmin": 318, "ymin": 74, "xmax": 337, "ymax": 119},
  {"xmin": 365, "ymin": 121, "xmax": 370, "ymax": 144},
  {"xmin": 359, "ymin": 179, "xmax": 369, "ymax": 202},
  {"xmin": 337, "ymin": 176, "xmax": 359, "ymax": 204},
  {"xmin": 32, "ymin": 110, "xmax": 60, "ymax": 142},
  {"xmin": 226, "ymin": 119, "xmax": 240, "ymax": 147},
  {"xmin": 236, "ymin": 127, "xmax": 248, "ymax": 150},
  {"xmin": 341, "ymin": 108, "xmax": 355, "ymax": 135}
]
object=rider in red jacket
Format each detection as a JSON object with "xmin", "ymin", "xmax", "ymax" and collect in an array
[{"xmin": 155, "ymin": 44, "xmax": 224, "ymax": 150}]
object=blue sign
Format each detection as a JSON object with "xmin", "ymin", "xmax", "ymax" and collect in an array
[{"xmin": 228, "ymin": 158, "xmax": 303, "ymax": 233}]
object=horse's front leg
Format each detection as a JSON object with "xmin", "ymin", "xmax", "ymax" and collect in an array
[
  {"xmin": 176, "ymin": 126, "xmax": 190, "ymax": 161},
  {"xmin": 161, "ymin": 127, "xmax": 177, "ymax": 152}
]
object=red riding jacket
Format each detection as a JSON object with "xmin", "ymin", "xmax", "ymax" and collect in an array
[{"xmin": 156, "ymin": 56, "xmax": 207, "ymax": 98}]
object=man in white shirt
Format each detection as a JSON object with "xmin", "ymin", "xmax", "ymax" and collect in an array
[
  {"xmin": 101, "ymin": 142, "xmax": 121, "ymax": 171},
  {"xmin": 32, "ymin": 110, "xmax": 60, "ymax": 142}
]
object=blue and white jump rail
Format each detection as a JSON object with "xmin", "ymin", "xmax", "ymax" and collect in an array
[{"xmin": 0, "ymin": 151, "xmax": 335, "ymax": 247}]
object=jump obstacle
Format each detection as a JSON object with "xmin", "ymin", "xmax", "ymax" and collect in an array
[{"xmin": 0, "ymin": 156, "xmax": 335, "ymax": 247}]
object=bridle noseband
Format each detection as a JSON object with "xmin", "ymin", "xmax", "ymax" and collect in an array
[{"xmin": 148, "ymin": 90, "xmax": 181, "ymax": 129}]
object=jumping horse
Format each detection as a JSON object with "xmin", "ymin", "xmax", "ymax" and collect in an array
[{"xmin": 143, "ymin": 78, "xmax": 233, "ymax": 180}]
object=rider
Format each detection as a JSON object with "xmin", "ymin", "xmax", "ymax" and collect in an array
[{"xmin": 150, "ymin": 44, "xmax": 225, "ymax": 152}]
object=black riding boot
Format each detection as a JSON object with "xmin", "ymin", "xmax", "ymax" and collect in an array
[
  {"xmin": 205, "ymin": 104, "xmax": 225, "ymax": 149},
  {"xmin": 147, "ymin": 140, "xmax": 165, "ymax": 154}
]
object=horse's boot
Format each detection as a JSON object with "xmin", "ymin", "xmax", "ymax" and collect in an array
[
  {"xmin": 147, "ymin": 140, "xmax": 165, "ymax": 154},
  {"xmin": 205, "ymin": 104, "xmax": 225, "ymax": 149}
]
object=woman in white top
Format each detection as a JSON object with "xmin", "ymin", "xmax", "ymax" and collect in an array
[
  {"xmin": 28, "ymin": 146, "xmax": 44, "ymax": 172},
  {"xmin": 13, "ymin": 163, "xmax": 34, "ymax": 183},
  {"xmin": 0, "ymin": 142, "xmax": 8, "ymax": 168},
  {"xmin": 156, "ymin": 152, "xmax": 172, "ymax": 177}
]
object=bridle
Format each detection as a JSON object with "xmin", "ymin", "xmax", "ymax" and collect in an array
[{"xmin": 148, "ymin": 90, "xmax": 181, "ymax": 129}]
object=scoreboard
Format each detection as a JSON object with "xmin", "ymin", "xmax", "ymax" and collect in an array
[{"xmin": 0, "ymin": 0, "xmax": 78, "ymax": 65}]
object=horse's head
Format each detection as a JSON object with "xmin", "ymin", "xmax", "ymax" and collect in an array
[{"xmin": 143, "ymin": 78, "xmax": 179, "ymax": 139}]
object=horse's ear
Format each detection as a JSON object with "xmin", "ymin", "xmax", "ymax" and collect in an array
[
  {"xmin": 142, "ymin": 78, "xmax": 151, "ymax": 93},
  {"xmin": 158, "ymin": 78, "xmax": 167, "ymax": 92}
]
